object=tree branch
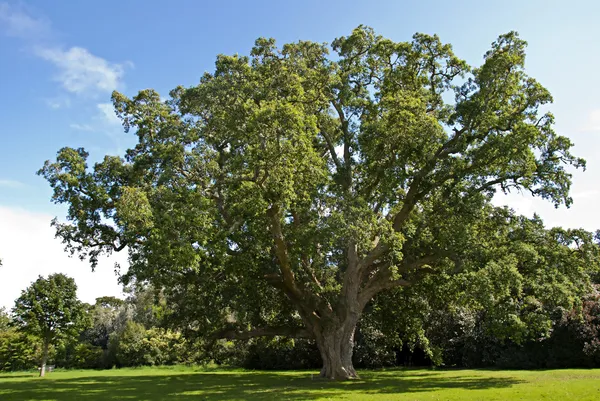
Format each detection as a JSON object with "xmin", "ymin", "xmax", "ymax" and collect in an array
[
  {"xmin": 332, "ymin": 100, "xmax": 352, "ymax": 190},
  {"xmin": 267, "ymin": 205, "xmax": 303, "ymax": 300},
  {"xmin": 358, "ymin": 255, "xmax": 441, "ymax": 307},
  {"xmin": 266, "ymin": 207, "xmax": 333, "ymax": 318},
  {"xmin": 320, "ymin": 130, "xmax": 342, "ymax": 171}
]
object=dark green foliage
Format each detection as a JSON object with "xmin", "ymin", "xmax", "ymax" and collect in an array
[
  {"xmin": 0, "ymin": 329, "xmax": 39, "ymax": 371},
  {"xmin": 537, "ymin": 294, "xmax": 600, "ymax": 368},
  {"xmin": 237, "ymin": 338, "xmax": 322, "ymax": 370},
  {"xmin": 55, "ymin": 342, "xmax": 104, "ymax": 369},
  {"xmin": 395, "ymin": 292, "xmax": 600, "ymax": 370},
  {"xmin": 352, "ymin": 324, "xmax": 397, "ymax": 369}
]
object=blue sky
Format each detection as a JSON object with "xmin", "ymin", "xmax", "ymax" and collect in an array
[{"xmin": 1, "ymin": 0, "xmax": 600, "ymax": 307}]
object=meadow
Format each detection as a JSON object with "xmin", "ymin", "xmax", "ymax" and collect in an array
[{"xmin": 1, "ymin": 366, "xmax": 600, "ymax": 400}]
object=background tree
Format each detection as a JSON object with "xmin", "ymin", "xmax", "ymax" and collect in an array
[
  {"xmin": 40, "ymin": 27, "xmax": 586, "ymax": 379},
  {"xmin": 12, "ymin": 274, "xmax": 87, "ymax": 376},
  {"xmin": 0, "ymin": 308, "xmax": 9, "ymax": 332},
  {"xmin": 83, "ymin": 296, "xmax": 129, "ymax": 350},
  {"xmin": 367, "ymin": 209, "xmax": 600, "ymax": 366}
]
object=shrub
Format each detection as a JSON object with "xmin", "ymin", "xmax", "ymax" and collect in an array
[{"xmin": 0, "ymin": 329, "xmax": 40, "ymax": 371}]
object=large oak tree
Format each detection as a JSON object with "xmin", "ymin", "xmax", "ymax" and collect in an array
[{"xmin": 40, "ymin": 27, "xmax": 586, "ymax": 379}]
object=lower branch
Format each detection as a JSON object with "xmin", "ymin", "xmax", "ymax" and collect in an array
[{"xmin": 358, "ymin": 255, "xmax": 442, "ymax": 306}]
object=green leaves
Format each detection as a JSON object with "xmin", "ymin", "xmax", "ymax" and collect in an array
[
  {"xmin": 12, "ymin": 274, "xmax": 87, "ymax": 346},
  {"xmin": 39, "ymin": 27, "xmax": 591, "ymax": 357},
  {"xmin": 116, "ymin": 186, "xmax": 154, "ymax": 232}
]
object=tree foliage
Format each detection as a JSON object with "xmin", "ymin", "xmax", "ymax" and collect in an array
[
  {"xmin": 39, "ymin": 26, "xmax": 588, "ymax": 379},
  {"xmin": 12, "ymin": 274, "xmax": 87, "ymax": 376},
  {"xmin": 0, "ymin": 308, "xmax": 10, "ymax": 332}
]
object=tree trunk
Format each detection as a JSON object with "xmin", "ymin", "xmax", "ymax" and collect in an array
[
  {"xmin": 314, "ymin": 320, "xmax": 359, "ymax": 380},
  {"xmin": 39, "ymin": 341, "xmax": 49, "ymax": 377}
]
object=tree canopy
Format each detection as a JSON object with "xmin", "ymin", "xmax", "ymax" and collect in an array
[
  {"xmin": 39, "ymin": 26, "xmax": 589, "ymax": 379},
  {"xmin": 12, "ymin": 274, "xmax": 87, "ymax": 376}
]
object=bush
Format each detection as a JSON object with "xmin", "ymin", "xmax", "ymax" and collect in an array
[
  {"xmin": 113, "ymin": 321, "xmax": 186, "ymax": 367},
  {"xmin": 353, "ymin": 325, "xmax": 397, "ymax": 368},
  {"xmin": 72, "ymin": 343, "xmax": 104, "ymax": 369},
  {"xmin": 0, "ymin": 329, "xmax": 40, "ymax": 371},
  {"xmin": 234, "ymin": 337, "xmax": 321, "ymax": 370}
]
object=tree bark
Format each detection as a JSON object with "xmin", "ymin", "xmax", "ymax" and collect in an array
[
  {"xmin": 39, "ymin": 341, "xmax": 49, "ymax": 377},
  {"xmin": 314, "ymin": 320, "xmax": 359, "ymax": 380}
]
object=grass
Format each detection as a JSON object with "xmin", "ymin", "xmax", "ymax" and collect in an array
[{"xmin": 1, "ymin": 366, "xmax": 600, "ymax": 400}]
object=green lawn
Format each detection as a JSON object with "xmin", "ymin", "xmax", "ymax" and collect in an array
[{"xmin": 1, "ymin": 366, "xmax": 600, "ymax": 400}]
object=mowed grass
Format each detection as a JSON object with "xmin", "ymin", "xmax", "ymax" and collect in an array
[{"xmin": 1, "ymin": 366, "xmax": 600, "ymax": 400}]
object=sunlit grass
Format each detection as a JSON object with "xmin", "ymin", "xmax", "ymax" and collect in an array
[{"xmin": 1, "ymin": 366, "xmax": 600, "ymax": 400}]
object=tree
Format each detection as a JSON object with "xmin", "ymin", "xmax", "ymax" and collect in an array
[
  {"xmin": 94, "ymin": 296, "xmax": 125, "ymax": 309},
  {"xmin": 366, "ymin": 211, "xmax": 600, "ymax": 367},
  {"xmin": 39, "ymin": 27, "xmax": 586, "ymax": 379},
  {"xmin": 124, "ymin": 284, "xmax": 166, "ymax": 328},
  {"xmin": 12, "ymin": 274, "xmax": 86, "ymax": 376},
  {"xmin": 0, "ymin": 308, "xmax": 10, "ymax": 332}
]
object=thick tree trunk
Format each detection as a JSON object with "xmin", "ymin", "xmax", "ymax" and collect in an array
[
  {"xmin": 39, "ymin": 342, "xmax": 49, "ymax": 377},
  {"xmin": 314, "ymin": 320, "xmax": 359, "ymax": 380}
]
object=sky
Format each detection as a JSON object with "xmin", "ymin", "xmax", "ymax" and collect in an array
[{"xmin": 1, "ymin": 0, "xmax": 599, "ymax": 308}]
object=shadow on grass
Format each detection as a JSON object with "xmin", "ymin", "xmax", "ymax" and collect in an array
[
  {"xmin": 0, "ymin": 369, "xmax": 524, "ymax": 400},
  {"xmin": 0, "ymin": 374, "xmax": 37, "ymax": 380}
]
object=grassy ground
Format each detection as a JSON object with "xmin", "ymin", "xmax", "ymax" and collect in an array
[{"xmin": 1, "ymin": 366, "xmax": 600, "ymax": 400}]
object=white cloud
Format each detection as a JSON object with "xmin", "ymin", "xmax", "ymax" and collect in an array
[
  {"xmin": 97, "ymin": 102, "xmax": 121, "ymax": 125},
  {"xmin": 0, "ymin": 206, "xmax": 127, "ymax": 309},
  {"xmin": 45, "ymin": 96, "xmax": 71, "ymax": 109},
  {"xmin": 583, "ymin": 109, "xmax": 600, "ymax": 132},
  {"xmin": 70, "ymin": 123, "xmax": 95, "ymax": 131},
  {"xmin": 0, "ymin": 2, "xmax": 50, "ymax": 40},
  {"xmin": 0, "ymin": 179, "xmax": 25, "ymax": 188},
  {"xmin": 493, "ymin": 189, "xmax": 600, "ymax": 231},
  {"xmin": 69, "ymin": 103, "xmax": 122, "ymax": 134},
  {"xmin": 35, "ymin": 46, "xmax": 126, "ymax": 95},
  {"xmin": 1, "ymin": 3, "xmax": 131, "ymax": 98}
]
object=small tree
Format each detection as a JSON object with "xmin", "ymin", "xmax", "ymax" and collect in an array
[{"xmin": 13, "ymin": 274, "xmax": 86, "ymax": 376}]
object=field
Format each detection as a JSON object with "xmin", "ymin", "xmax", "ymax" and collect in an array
[{"xmin": 1, "ymin": 366, "xmax": 600, "ymax": 400}]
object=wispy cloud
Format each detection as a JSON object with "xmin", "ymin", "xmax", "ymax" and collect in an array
[
  {"xmin": 35, "ymin": 47, "xmax": 127, "ymax": 95},
  {"xmin": 0, "ymin": 179, "xmax": 25, "ymax": 188},
  {"xmin": 96, "ymin": 103, "xmax": 121, "ymax": 125},
  {"xmin": 70, "ymin": 103, "xmax": 121, "ymax": 132},
  {"xmin": 0, "ymin": 2, "xmax": 131, "ymax": 99},
  {"xmin": 0, "ymin": 2, "xmax": 50, "ymax": 40},
  {"xmin": 45, "ymin": 96, "xmax": 71, "ymax": 109},
  {"xmin": 70, "ymin": 123, "xmax": 95, "ymax": 131}
]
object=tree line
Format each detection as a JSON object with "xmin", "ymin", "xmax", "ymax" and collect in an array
[{"xmin": 2, "ymin": 231, "xmax": 600, "ymax": 376}]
